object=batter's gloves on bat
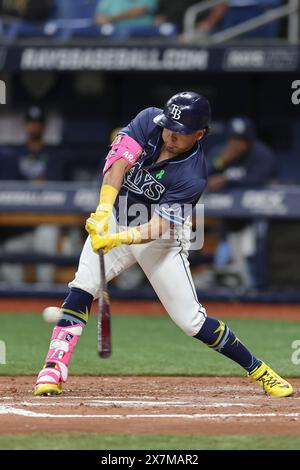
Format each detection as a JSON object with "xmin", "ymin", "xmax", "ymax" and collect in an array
[
  {"xmin": 86, "ymin": 184, "xmax": 119, "ymax": 237},
  {"xmin": 85, "ymin": 206, "xmax": 111, "ymax": 238},
  {"xmin": 90, "ymin": 228, "xmax": 142, "ymax": 254}
]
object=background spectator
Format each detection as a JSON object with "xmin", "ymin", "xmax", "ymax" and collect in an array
[
  {"xmin": 0, "ymin": 0, "xmax": 53, "ymax": 22},
  {"xmin": 207, "ymin": 117, "xmax": 276, "ymax": 191},
  {"xmin": 0, "ymin": 105, "xmax": 66, "ymax": 182},
  {"xmin": 194, "ymin": 117, "xmax": 277, "ymax": 289},
  {"xmin": 95, "ymin": 0, "xmax": 158, "ymax": 31},
  {"xmin": 155, "ymin": 0, "xmax": 200, "ymax": 34},
  {"xmin": 0, "ymin": 105, "xmax": 63, "ymax": 284},
  {"xmin": 197, "ymin": 1, "xmax": 228, "ymax": 36}
]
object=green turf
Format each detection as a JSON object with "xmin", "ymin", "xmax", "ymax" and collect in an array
[
  {"xmin": 0, "ymin": 313, "xmax": 299, "ymax": 376},
  {"xmin": 0, "ymin": 433, "xmax": 299, "ymax": 450}
]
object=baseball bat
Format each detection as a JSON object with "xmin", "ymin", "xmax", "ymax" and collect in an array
[{"xmin": 98, "ymin": 249, "xmax": 111, "ymax": 358}]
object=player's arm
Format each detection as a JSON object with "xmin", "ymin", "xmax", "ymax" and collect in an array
[
  {"xmin": 86, "ymin": 135, "xmax": 143, "ymax": 238},
  {"xmin": 86, "ymin": 108, "xmax": 159, "ymax": 242},
  {"xmin": 127, "ymin": 212, "xmax": 171, "ymax": 245},
  {"xmin": 137, "ymin": 213, "xmax": 171, "ymax": 242},
  {"xmin": 91, "ymin": 213, "xmax": 174, "ymax": 254},
  {"xmin": 103, "ymin": 158, "xmax": 129, "ymax": 189},
  {"xmin": 92, "ymin": 175, "xmax": 206, "ymax": 254},
  {"xmin": 85, "ymin": 160, "xmax": 128, "ymax": 237}
]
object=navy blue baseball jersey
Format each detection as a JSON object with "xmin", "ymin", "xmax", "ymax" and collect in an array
[{"xmin": 113, "ymin": 107, "xmax": 207, "ymax": 227}]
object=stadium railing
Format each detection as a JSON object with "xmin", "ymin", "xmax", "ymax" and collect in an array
[{"xmin": 183, "ymin": 0, "xmax": 299, "ymax": 44}]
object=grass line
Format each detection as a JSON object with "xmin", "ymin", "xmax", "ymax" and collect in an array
[{"xmin": 0, "ymin": 314, "xmax": 299, "ymax": 377}]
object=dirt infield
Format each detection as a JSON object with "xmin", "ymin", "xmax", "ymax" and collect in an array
[
  {"xmin": 1, "ymin": 301, "xmax": 300, "ymax": 439},
  {"xmin": 0, "ymin": 376, "xmax": 299, "ymax": 436}
]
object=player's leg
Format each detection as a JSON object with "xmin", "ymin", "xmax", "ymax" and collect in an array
[
  {"xmin": 132, "ymin": 240, "xmax": 207, "ymax": 335},
  {"xmin": 35, "ymin": 233, "xmax": 136, "ymax": 396},
  {"xmin": 133, "ymin": 240, "xmax": 293, "ymax": 397}
]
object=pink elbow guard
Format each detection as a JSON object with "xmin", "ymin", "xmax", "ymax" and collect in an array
[{"xmin": 103, "ymin": 134, "xmax": 143, "ymax": 175}]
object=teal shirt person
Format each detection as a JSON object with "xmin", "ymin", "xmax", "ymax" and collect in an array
[{"xmin": 95, "ymin": 0, "xmax": 158, "ymax": 29}]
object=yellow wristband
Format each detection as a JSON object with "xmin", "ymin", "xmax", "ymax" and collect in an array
[{"xmin": 97, "ymin": 184, "xmax": 118, "ymax": 212}]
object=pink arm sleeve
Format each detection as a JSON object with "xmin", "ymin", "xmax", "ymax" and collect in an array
[{"xmin": 103, "ymin": 134, "xmax": 143, "ymax": 175}]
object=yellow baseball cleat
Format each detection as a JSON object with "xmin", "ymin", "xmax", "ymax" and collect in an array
[
  {"xmin": 249, "ymin": 362, "xmax": 293, "ymax": 397},
  {"xmin": 34, "ymin": 364, "xmax": 64, "ymax": 396},
  {"xmin": 34, "ymin": 383, "xmax": 63, "ymax": 396}
]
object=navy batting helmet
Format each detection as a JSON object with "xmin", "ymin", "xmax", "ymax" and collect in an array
[{"xmin": 153, "ymin": 91, "xmax": 211, "ymax": 134}]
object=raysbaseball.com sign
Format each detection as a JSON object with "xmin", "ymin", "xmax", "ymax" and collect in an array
[{"xmin": 0, "ymin": 80, "xmax": 6, "ymax": 104}]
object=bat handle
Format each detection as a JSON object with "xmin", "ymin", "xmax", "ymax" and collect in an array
[{"xmin": 98, "ymin": 249, "xmax": 111, "ymax": 358}]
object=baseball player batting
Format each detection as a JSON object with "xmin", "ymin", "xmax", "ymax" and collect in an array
[{"xmin": 35, "ymin": 92, "xmax": 293, "ymax": 397}]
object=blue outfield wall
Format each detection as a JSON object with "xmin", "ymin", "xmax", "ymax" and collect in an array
[
  {"xmin": 0, "ymin": 182, "xmax": 300, "ymax": 302},
  {"xmin": 0, "ymin": 181, "xmax": 300, "ymax": 218}
]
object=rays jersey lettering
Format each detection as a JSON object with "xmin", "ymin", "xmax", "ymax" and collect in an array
[{"xmin": 123, "ymin": 162, "xmax": 166, "ymax": 201}]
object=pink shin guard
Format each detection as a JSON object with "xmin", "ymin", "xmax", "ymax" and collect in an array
[{"xmin": 42, "ymin": 324, "xmax": 83, "ymax": 383}]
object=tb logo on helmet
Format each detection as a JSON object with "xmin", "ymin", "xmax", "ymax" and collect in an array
[
  {"xmin": 154, "ymin": 91, "xmax": 211, "ymax": 134},
  {"xmin": 170, "ymin": 104, "xmax": 182, "ymax": 120}
]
